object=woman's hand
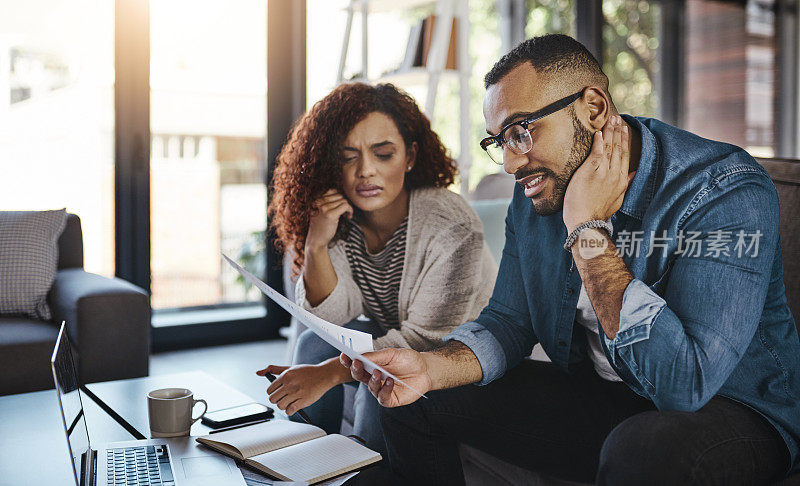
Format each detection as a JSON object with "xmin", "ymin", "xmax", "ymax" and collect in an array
[
  {"xmin": 305, "ymin": 189, "xmax": 354, "ymax": 253},
  {"xmin": 302, "ymin": 189, "xmax": 351, "ymax": 305},
  {"xmin": 256, "ymin": 360, "xmax": 345, "ymax": 416}
]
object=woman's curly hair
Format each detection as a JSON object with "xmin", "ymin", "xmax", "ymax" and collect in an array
[{"xmin": 269, "ymin": 82, "xmax": 458, "ymax": 272}]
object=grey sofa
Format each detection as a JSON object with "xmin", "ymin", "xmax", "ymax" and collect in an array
[
  {"xmin": 0, "ymin": 213, "xmax": 151, "ymax": 396},
  {"xmin": 758, "ymin": 158, "xmax": 800, "ymax": 333},
  {"xmin": 760, "ymin": 158, "xmax": 800, "ymax": 486}
]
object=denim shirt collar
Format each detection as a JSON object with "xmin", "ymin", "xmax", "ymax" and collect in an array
[{"xmin": 618, "ymin": 115, "xmax": 661, "ymax": 220}]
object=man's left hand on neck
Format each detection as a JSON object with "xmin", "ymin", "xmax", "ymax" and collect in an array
[
  {"xmin": 562, "ymin": 115, "xmax": 636, "ymax": 234},
  {"xmin": 562, "ymin": 114, "xmax": 639, "ymax": 340}
]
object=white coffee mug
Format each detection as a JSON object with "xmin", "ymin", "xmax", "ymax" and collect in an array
[{"xmin": 147, "ymin": 388, "xmax": 208, "ymax": 438}]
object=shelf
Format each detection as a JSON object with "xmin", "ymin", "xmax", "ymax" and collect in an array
[
  {"xmin": 346, "ymin": 0, "xmax": 436, "ymax": 14},
  {"xmin": 376, "ymin": 67, "xmax": 459, "ymax": 86}
]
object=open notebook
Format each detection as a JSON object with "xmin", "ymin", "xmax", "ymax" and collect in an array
[{"xmin": 196, "ymin": 420, "xmax": 381, "ymax": 484}]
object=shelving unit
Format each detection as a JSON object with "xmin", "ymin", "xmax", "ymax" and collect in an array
[{"xmin": 337, "ymin": 0, "xmax": 473, "ymax": 195}]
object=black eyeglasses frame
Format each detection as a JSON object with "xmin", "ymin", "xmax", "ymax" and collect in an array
[{"xmin": 480, "ymin": 87, "xmax": 587, "ymax": 164}]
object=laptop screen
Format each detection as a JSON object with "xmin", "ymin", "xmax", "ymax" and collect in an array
[{"xmin": 51, "ymin": 322, "xmax": 91, "ymax": 485}]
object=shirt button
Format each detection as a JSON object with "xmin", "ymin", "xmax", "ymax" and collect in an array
[
  {"xmin": 558, "ymin": 340, "xmax": 567, "ymax": 346},
  {"xmin": 566, "ymin": 288, "xmax": 574, "ymax": 295}
]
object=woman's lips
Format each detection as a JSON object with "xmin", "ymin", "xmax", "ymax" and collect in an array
[
  {"xmin": 517, "ymin": 174, "xmax": 547, "ymax": 198},
  {"xmin": 356, "ymin": 184, "xmax": 382, "ymax": 197}
]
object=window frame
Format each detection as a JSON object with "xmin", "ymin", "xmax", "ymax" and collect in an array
[{"xmin": 115, "ymin": 0, "xmax": 303, "ymax": 350}]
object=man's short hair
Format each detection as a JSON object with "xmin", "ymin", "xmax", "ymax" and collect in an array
[{"xmin": 484, "ymin": 34, "xmax": 607, "ymax": 89}]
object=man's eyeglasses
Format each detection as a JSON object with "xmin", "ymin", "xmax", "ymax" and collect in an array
[{"xmin": 480, "ymin": 88, "xmax": 586, "ymax": 165}]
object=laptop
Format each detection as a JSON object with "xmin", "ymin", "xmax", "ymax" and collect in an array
[{"xmin": 51, "ymin": 322, "xmax": 246, "ymax": 486}]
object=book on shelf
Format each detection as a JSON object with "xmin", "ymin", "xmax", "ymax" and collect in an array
[
  {"xmin": 421, "ymin": 14, "xmax": 458, "ymax": 70},
  {"xmin": 400, "ymin": 18, "xmax": 424, "ymax": 70},
  {"xmin": 392, "ymin": 14, "xmax": 459, "ymax": 76}
]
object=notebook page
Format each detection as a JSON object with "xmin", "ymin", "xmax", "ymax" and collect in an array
[
  {"xmin": 197, "ymin": 420, "xmax": 325, "ymax": 458},
  {"xmin": 248, "ymin": 434, "xmax": 381, "ymax": 484}
]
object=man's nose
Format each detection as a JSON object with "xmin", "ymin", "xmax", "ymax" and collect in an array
[{"xmin": 503, "ymin": 146, "xmax": 529, "ymax": 176}]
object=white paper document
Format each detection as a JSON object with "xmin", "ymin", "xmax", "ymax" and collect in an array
[{"xmin": 222, "ymin": 254, "xmax": 427, "ymax": 399}]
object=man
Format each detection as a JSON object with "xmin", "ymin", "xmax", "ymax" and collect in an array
[{"xmin": 342, "ymin": 34, "xmax": 800, "ymax": 484}]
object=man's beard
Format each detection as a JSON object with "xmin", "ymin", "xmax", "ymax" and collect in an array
[{"xmin": 529, "ymin": 108, "xmax": 594, "ymax": 216}]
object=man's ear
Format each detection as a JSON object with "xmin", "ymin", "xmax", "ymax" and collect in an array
[
  {"xmin": 406, "ymin": 141, "xmax": 418, "ymax": 171},
  {"xmin": 582, "ymin": 87, "xmax": 612, "ymax": 131}
]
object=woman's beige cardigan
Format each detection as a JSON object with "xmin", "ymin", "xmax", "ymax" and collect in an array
[{"xmin": 295, "ymin": 187, "xmax": 497, "ymax": 351}]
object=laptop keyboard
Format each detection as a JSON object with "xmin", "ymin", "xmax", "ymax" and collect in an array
[{"xmin": 105, "ymin": 445, "xmax": 175, "ymax": 486}]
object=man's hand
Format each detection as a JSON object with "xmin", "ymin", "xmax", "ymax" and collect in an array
[
  {"xmin": 340, "ymin": 348, "xmax": 434, "ymax": 408},
  {"xmin": 563, "ymin": 115, "xmax": 634, "ymax": 234},
  {"xmin": 340, "ymin": 341, "xmax": 483, "ymax": 407},
  {"xmin": 563, "ymin": 116, "xmax": 637, "ymax": 339},
  {"xmin": 256, "ymin": 361, "xmax": 344, "ymax": 416}
]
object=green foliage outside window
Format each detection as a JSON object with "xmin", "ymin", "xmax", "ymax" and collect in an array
[
  {"xmin": 526, "ymin": 0, "xmax": 574, "ymax": 38},
  {"xmin": 602, "ymin": 0, "xmax": 660, "ymax": 117}
]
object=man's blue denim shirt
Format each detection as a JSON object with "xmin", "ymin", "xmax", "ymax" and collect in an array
[{"xmin": 445, "ymin": 115, "xmax": 800, "ymax": 472}]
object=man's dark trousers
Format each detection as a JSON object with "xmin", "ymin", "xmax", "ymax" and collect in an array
[{"xmin": 379, "ymin": 359, "xmax": 789, "ymax": 485}]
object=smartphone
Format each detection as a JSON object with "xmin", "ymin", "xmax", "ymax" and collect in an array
[{"xmin": 201, "ymin": 402, "xmax": 274, "ymax": 429}]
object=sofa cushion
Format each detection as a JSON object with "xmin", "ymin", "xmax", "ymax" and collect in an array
[
  {"xmin": 0, "ymin": 209, "xmax": 66, "ymax": 320},
  {"xmin": 57, "ymin": 213, "xmax": 84, "ymax": 270},
  {"xmin": 0, "ymin": 316, "xmax": 61, "ymax": 346},
  {"xmin": 459, "ymin": 444, "xmax": 592, "ymax": 486},
  {"xmin": 470, "ymin": 199, "xmax": 512, "ymax": 266},
  {"xmin": 757, "ymin": 158, "xmax": 800, "ymax": 333},
  {"xmin": 0, "ymin": 317, "xmax": 61, "ymax": 395}
]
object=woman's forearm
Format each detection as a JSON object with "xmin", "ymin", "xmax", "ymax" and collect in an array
[
  {"xmin": 303, "ymin": 246, "xmax": 338, "ymax": 306},
  {"xmin": 320, "ymin": 356, "xmax": 354, "ymax": 387}
]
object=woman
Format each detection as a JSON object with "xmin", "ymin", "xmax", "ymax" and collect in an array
[{"xmin": 259, "ymin": 82, "xmax": 496, "ymax": 455}]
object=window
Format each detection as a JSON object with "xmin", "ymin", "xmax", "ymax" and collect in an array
[
  {"xmin": 603, "ymin": 0, "xmax": 661, "ymax": 118},
  {"xmin": 526, "ymin": 0, "xmax": 575, "ymax": 38},
  {"xmin": 0, "ymin": 0, "xmax": 115, "ymax": 277},
  {"xmin": 149, "ymin": 0, "xmax": 268, "ymax": 313},
  {"xmin": 682, "ymin": 0, "xmax": 780, "ymax": 157}
]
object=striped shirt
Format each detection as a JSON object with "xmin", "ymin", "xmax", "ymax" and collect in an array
[{"xmin": 343, "ymin": 218, "xmax": 409, "ymax": 329}]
